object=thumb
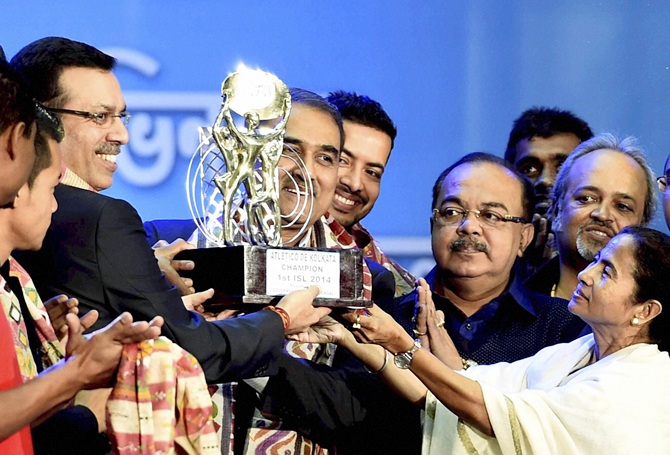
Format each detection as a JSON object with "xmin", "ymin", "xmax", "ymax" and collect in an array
[
  {"xmin": 436, "ymin": 310, "xmax": 445, "ymax": 327},
  {"xmin": 152, "ymin": 239, "xmax": 168, "ymax": 249},
  {"xmin": 304, "ymin": 285, "xmax": 322, "ymax": 300}
]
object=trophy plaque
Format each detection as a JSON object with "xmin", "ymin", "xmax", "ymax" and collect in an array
[{"xmin": 179, "ymin": 68, "xmax": 370, "ymax": 308}]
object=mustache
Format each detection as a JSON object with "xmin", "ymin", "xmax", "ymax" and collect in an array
[
  {"xmin": 96, "ymin": 143, "xmax": 121, "ymax": 154},
  {"xmin": 450, "ymin": 237, "xmax": 488, "ymax": 253}
]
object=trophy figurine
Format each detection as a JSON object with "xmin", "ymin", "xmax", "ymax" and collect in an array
[{"xmin": 180, "ymin": 68, "xmax": 370, "ymax": 308}]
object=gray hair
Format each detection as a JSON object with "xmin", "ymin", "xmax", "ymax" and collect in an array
[{"xmin": 551, "ymin": 133, "xmax": 656, "ymax": 232}]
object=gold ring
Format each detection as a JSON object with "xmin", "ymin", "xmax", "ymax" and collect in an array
[
  {"xmin": 413, "ymin": 328, "xmax": 427, "ymax": 337},
  {"xmin": 436, "ymin": 319, "xmax": 445, "ymax": 328},
  {"xmin": 352, "ymin": 315, "xmax": 362, "ymax": 329}
]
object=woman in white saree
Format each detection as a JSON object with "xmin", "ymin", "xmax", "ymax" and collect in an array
[{"xmin": 295, "ymin": 226, "xmax": 670, "ymax": 454}]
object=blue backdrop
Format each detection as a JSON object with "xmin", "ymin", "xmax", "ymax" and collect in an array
[{"xmin": 4, "ymin": 1, "xmax": 670, "ymax": 275}]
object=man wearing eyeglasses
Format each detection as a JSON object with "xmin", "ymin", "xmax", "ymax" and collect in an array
[
  {"xmin": 255, "ymin": 153, "xmax": 586, "ymax": 455},
  {"xmin": 11, "ymin": 36, "xmax": 329, "ymax": 384},
  {"xmin": 659, "ymin": 155, "xmax": 670, "ymax": 230}
]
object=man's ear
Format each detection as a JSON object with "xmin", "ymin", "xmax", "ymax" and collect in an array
[
  {"xmin": 517, "ymin": 222, "xmax": 535, "ymax": 257},
  {"xmin": 8, "ymin": 121, "xmax": 30, "ymax": 160}
]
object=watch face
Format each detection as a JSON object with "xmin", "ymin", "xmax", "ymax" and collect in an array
[{"xmin": 394, "ymin": 353, "xmax": 411, "ymax": 369}]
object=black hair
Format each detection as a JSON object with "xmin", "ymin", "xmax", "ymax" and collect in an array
[
  {"xmin": 620, "ymin": 226, "xmax": 670, "ymax": 353},
  {"xmin": 504, "ymin": 107, "xmax": 593, "ymax": 163},
  {"xmin": 11, "ymin": 36, "xmax": 116, "ymax": 107},
  {"xmin": 431, "ymin": 152, "xmax": 535, "ymax": 221},
  {"xmin": 289, "ymin": 87, "xmax": 344, "ymax": 151},
  {"xmin": 326, "ymin": 90, "xmax": 397, "ymax": 149}
]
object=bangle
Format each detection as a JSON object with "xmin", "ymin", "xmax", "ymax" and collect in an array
[
  {"xmin": 365, "ymin": 349, "xmax": 390, "ymax": 374},
  {"xmin": 263, "ymin": 305, "xmax": 290, "ymax": 330}
]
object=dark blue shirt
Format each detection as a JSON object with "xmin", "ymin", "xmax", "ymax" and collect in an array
[{"xmin": 389, "ymin": 266, "xmax": 587, "ymax": 365}]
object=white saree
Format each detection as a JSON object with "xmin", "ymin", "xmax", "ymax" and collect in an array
[{"xmin": 422, "ymin": 335, "xmax": 670, "ymax": 455}]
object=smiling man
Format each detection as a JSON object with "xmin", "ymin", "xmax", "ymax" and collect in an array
[
  {"xmin": 525, "ymin": 133, "xmax": 656, "ymax": 301},
  {"xmin": 256, "ymin": 153, "xmax": 587, "ymax": 455},
  {"xmin": 277, "ymin": 89, "xmax": 343, "ymax": 247},
  {"xmin": 326, "ymin": 91, "xmax": 415, "ymax": 296}
]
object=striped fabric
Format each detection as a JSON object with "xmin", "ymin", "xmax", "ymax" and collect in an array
[{"xmin": 106, "ymin": 337, "xmax": 220, "ymax": 455}]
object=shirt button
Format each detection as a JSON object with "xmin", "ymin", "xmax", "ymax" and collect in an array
[{"xmin": 465, "ymin": 323, "xmax": 472, "ymax": 330}]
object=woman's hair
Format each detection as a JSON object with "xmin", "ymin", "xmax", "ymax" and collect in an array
[{"xmin": 620, "ymin": 226, "xmax": 670, "ymax": 352}]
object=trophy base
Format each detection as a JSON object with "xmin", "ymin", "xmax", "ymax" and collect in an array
[{"xmin": 175, "ymin": 245, "xmax": 371, "ymax": 308}]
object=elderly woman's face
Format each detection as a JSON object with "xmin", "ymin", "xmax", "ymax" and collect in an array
[{"xmin": 568, "ymin": 234, "xmax": 641, "ymax": 328}]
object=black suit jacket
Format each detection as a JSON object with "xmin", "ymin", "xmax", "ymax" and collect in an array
[{"xmin": 16, "ymin": 184, "xmax": 285, "ymax": 383}]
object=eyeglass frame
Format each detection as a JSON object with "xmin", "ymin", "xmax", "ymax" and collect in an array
[
  {"xmin": 48, "ymin": 107, "xmax": 131, "ymax": 127},
  {"xmin": 657, "ymin": 175, "xmax": 670, "ymax": 192},
  {"xmin": 432, "ymin": 206, "xmax": 528, "ymax": 228}
]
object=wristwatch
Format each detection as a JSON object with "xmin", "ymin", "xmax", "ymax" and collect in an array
[{"xmin": 393, "ymin": 339, "xmax": 422, "ymax": 369}]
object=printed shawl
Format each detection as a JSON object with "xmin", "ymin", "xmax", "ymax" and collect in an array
[
  {"xmin": 0, "ymin": 257, "xmax": 63, "ymax": 381},
  {"xmin": 422, "ymin": 335, "xmax": 670, "ymax": 455},
  {"xmin": 106, "ymin": 336, "xmax": 219, "ymax": 455}
]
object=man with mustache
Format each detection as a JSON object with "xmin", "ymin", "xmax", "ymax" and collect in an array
[
  {"xmin": 11, "ymin": 37, "xmax": 329, "ymax": 385},
  {"xmin": 326, "ymin": 91, "xmax": 415, "ymax": 297},
  {"xmin": 256, "ymin": 153, "xmax": 587, "ymax": 454},
  {"xmin": 526, "ymin": 133, "xmax": 656, "ymax": 300}
]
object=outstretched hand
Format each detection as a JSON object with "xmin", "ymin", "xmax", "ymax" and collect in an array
[
  {"xmin": 286, "ymin": 314, "xmax": 350, "ymax": 344},
  {"xmin": 276, "ymin": 286, "xmax": 332, "ymax": 335},
  {"xmin": 65, "ymin": 311, "xmax": 164, "ymax": 388},
  {"xmin": 414, "ymin": 278, "xmax": 462, "ymax": 369},
  {"xmin": 153, "ymin": 238, "xmax": 196, "ymax": 296},
  {"xmin": 340, "ymin": 305, "xmax": 411, "ymax": 354}
]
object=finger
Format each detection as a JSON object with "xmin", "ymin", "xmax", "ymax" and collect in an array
[
  {"xmin": 544, "ymin": 232, "xmax": 555, "ymax": 260},
  {"xmin": 303, "ymin": 285, "xmax": 321, "ymax": 300},
  {"xmin": 78, "ymin": 310, "xmax": 100, "ymax": 332},
  {"xmin": 147, "ymin": 316, "xmax": 164, "ymax": 329},
  {"xmin": 66, "ymin": 312, "xmax": 82, "ymax": 337},
  {"xmin": 171, "ymin": 259, "xmax": 195, "ymax": 271},
  {"xmin": 182, "ymin": 278, "xmax": 194, "ymax": 288},
  {"xmin": 152, "ymin": 239, "xmax": 168, "ymax": 249},
  {"xmin": 436, "ymin": 310, "xmax": 446, "ymax": 328}
]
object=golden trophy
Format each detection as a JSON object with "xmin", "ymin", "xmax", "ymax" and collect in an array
[{"xmin": 180, "ymin": 68, "xmax": 369, "ymax": 308}]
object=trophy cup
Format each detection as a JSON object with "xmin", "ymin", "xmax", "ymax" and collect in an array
[{"xmin": 178, "ymin": 68, "xmax": 370, "ymax": 308}]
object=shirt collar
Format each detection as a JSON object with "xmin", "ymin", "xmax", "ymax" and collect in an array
[
  {"xmin": 59, "ymin": 166, "xmax": 95, "ymax": 192},
  {"xmin": 425, "ymin": 263, "xmax": 538, "ymax": 318}
]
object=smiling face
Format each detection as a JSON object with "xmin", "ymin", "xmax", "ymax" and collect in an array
[
  {"xmin": 513, "ymin": 133, "xmax": 582, "ymax": 215},
  {"xmin": 278, "ymin": 104, "xmax": 341, "ymax": 245},
  {"xmin": 569, "ymin": 234, "xmax": 641, "ymax": 330},
  {"xmin": 55, "ymin": 67, "xmax": 128, "ymax": 191},
  {"xmin": 555, "ymin": 149, "xmax": 647, "ymax": 269},
  {"xmin": 329, "ymin": 121, "xmax": 392, "ymax": 229},
  {"xmin": 431, "ymin": 162, "xmax": 533, "ymax": 288}
]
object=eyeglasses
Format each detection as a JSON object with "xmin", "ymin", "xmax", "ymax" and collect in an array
[
  {"xmin": 48, "ymin": 107, "xmax": 131, "ymax": 127},
  {"xmin": 433, "ymin": 207, "xmax": 527, "ymax": 228},
  {"xmin": 657, "ymin": 175, "xmax": 670, "ymax": 192},
  {"xmin": 33, "ymin": 100, "xmax": 64, "ymax": 142}
]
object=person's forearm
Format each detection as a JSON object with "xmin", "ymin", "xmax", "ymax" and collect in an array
[
  {"xmin": 410, "ymin": 349, "xmax": 493, "ymax": 436},
  {"xmin": 0, "ymin": 359, "xmax": 86, "ymax": 439},
  {"xmin": 340, "ymin": 336, "xmax": 427, "ymax": 406}
]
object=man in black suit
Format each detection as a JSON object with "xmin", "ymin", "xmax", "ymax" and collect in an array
[{"xmin": 11, "ymin": 37, "xmax": 329, "ymax": 386}]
